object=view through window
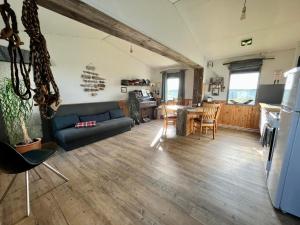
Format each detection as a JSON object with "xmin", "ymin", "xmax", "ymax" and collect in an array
[
  {"xmin": 167, "ymin": 78, "xmax": 180, "ymax": 101},
  {"xmin": 227, "ymin": 72, "xmax": 260, "ymax": 105}
]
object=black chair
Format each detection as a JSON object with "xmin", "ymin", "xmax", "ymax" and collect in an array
[{"xmin": 0, "ymin": 142, "xmax": 69, "ymax": 216}]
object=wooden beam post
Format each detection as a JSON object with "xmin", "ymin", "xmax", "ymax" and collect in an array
[
  {"xmin": 192, "ymin": 68, "xmax": 204, "ymax": 105},
  {"xmin": 36, "ymin": 0, "xmax": 201, "ymax": 69}
]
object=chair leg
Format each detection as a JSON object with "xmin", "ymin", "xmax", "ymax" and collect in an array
[
  {"xmin": 199, "ymin": 125, "xmax": 202, "ymax": 140},
  {"xmin": 213, "ymin": 125, "xmax": 215, "ymax": 140},
  {"xmin": 25, "ymin": 171, "xmax": 30, "ymax": 217},
  {"xmin": 0, "ymin": 174, "xmax": 18, "ymax": 203},
  {"xmin": 42, "ymin": 162, "xmax": 69, "ymax": 182}
]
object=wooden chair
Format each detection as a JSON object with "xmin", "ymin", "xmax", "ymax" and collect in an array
[
  {"xmin": 162, "ymin": 104, "xmax": 177, "ymax": 130},
  {"xmin": 202, "ymin": 102, "xmax": 222, "ymax": 132},
  {"xmin": 193, "ymin": 106, "xmax": 220, "ymax": 139}
]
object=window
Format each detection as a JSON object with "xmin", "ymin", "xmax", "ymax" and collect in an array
[
  {"xmin": 167, "ymin": 77, "xmax": 180, "ymax": 101},
  {"xmin": 227, "ymin": 72, "xmax": 260, "ymax": 105}
]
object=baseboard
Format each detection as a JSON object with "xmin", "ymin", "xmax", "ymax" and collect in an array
[{"xmin": 219, "ymin": 124, "xmax": 259, "ymax": 133}]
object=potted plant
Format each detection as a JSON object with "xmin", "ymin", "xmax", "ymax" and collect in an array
[{"xmin": 0, "ymin": 77, "xmax": 41, "ymax": 153}]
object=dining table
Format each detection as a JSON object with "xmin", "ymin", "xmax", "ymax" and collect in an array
[{"xmin": 158, "ymin": 105, "xmax": 204, "ymax": 136}]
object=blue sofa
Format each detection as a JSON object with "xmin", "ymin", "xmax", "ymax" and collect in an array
[{"xmin": 50, "ymin": 101, "xmax": 133, "ymax": 151}]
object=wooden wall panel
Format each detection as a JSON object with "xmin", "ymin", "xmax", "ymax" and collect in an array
[
  {"xmin": 218, "ymin": 103, "xmax": 260, "ymax": 131},
  {"xmin": 165, "ymin": 99, "xmax": 193, "ymax": 106},
  {"xmin": 118, "ymin": 100, "xmax": 129, "ymax": 117}
]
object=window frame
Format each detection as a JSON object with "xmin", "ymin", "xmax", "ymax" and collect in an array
[
  {"xmin": 226, "ymin": 70, "xmax": 261, "ymax": 106},
  {"xmin": 166, "ymin": 76, "xmax": 180, "ymax": 101}
]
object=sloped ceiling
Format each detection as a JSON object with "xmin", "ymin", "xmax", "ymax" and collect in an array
[
  {"xmin": 81, "ymin": 0, "xmax": 205, "ymax": 66},
  {"xmin": 173, "ymin": 0, "xmax": 300, "ymax": 59},
  {"xmin": 0, "ymin": 0, "xmax": 178, "ymax": 69},
  {"xmin": 3, "ymin": 0, "xmax": 299, "ymax": 65}
]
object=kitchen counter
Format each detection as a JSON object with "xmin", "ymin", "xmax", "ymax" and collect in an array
[
  {"xmin": 259, "ymin": 103, "xmax": 281, "ymax": 135},
  {"xmin": 259, "ymin": 103, "xmax": 281, "ymax": 113}
]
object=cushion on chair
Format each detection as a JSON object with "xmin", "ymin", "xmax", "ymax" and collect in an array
[
  {"xmin": 52, "ymin": 114, "xmax": 80, "ymax": 131},
  {"xmin": 109, "ymin": 109, "xmax": 124, "ymax": 119},
  {"xmin": 194, "ymin": 119, "xmax": 214, "ymax": 124},
  {"xmin": 79, "ymin": 112, "xmax": 110, "ymax": 123}
]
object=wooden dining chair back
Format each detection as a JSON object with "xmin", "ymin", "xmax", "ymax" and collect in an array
[
  {"xmin": 193, "ymin": 106, "xmax": 219, "ymax": 139},
  {"xmin": 161, "ymin": 104, "xmax": 177, "ymax": 130},
  {"xmin": 202, "ymin": 102, "xmax": 222, "ymax": 132},
  {"xmin": 202, "ymin": 107, "xmax": 218, "ymax": 121}
]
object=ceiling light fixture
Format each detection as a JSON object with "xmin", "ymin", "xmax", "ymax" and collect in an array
[
  {"xmin": 241, "ymin": 38, "xmax": 252, "ymax": 46},
  {"xmin": 240, "ymin": 0, "xmax": 247, "ymax": 20}
]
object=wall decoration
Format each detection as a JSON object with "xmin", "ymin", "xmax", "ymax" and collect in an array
[
  {"xmin": 208, "ymin": 76, "xmax": 225, "ymax": 96},
  {"xmin": 121, "ymin": 87, "xmax": 127, "ymax": 93},
  {"xmin": 273, "ymin": 70, "xmax": 283, "ymax": 84},
  {"xmin": 80, "ymin": 64, "xmax": 106, "ymax": 96},
  {"xmin": 207, "ymin": 61, "xmax": 214, "ymax": 68},
  {"xmin": 212, "ymin": 88, "xmax": 220, "ymax": 96},
  {"xmin": 150, "ymin": 82, "xmax": 160, "ymax": 97},
  {"xmin": 121, "ymin": 79, "xmax": 151, "ymax": 86}
]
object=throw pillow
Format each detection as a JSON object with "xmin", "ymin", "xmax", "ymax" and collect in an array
[
  {"xmin": 109, "ymin": 109, "xmax": 124, "ymax": 119},
  {"xmin": 75, "ymin": 121, "xmax": 96, "ymax": 128},
  {"xmin": 80, "ymin": 112, "xmax": 110, "ymax": 123},
  {"xmin": 52, "ymin": 114, "xmax": 80, "ymax": 131}
]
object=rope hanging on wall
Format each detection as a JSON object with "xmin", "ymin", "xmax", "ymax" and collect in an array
[
  {"xmin": 0, "ymin": 0, "xmax": 61, "ymax": 119},
  {"xmin": 0, "ymin": 0, "xmax": 32, "ymax": 100},
  {"xmin": 22, "ymin": 0, "xmax": 61, "ymax": 119}
]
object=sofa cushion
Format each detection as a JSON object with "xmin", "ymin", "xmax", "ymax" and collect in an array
[
  {"xmin": 109, "ymin": 109, "xmax": 124, "ymax": 119},
  {"xmin": 52, "ymin": 114, "xmax": 79, "ymax": 131},
  {"xmin": 55, "ymin": 117, "xmax": 133, "ymax": 146},
  {"xmin": 80, "ymin": 112, "xmax": 110, "ymax": 123}
]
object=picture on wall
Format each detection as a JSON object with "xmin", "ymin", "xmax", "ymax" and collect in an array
[
  {"xmin": 80, "ymin": 64, "xmax": 106, "ymax": 96},
  {"xmin": 212, "ymin": 88, "xmax": 220, "ymax": 96},
  {"xmin": 208, "ymin": 76, "xmax": 225, "ymax": 96}
]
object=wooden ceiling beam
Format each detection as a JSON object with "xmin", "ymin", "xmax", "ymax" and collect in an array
[{"xmin": 36, "ymin": 0, "xmax": 201, "ymax": 69}]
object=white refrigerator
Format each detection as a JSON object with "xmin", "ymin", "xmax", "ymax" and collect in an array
[{"xmin": 267, "ymin": 67, "xmax": 300, "ymax": 217}]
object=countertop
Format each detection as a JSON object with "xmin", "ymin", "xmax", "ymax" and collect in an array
[{"xmin": 259, "ymin": 103, "xmax": 281, "ymax": 113}]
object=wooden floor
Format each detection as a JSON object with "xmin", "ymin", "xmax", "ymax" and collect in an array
[{"xmin": 1, "ymin": 121, "xmax": 300, "ymax": 225}]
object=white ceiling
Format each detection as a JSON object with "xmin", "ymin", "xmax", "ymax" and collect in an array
[
  {"xmin": 172, "ymin": 0, "xmax": 300, "ymax": 60},
  {"xmin": 3, "ymin": 0, "xmax": 300, "ymax": 65},
  {"xmin": 0, "ymin": 0, "xmax": 178, "ymax": 69},
  {"xmin": 40, "ymin": 6, "xmax": 179, "ymax": 68}
]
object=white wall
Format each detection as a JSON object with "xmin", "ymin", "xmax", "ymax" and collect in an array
[
  {"xmin": 1, "ymin": 34, "xmax": 152, "ymax": 105},
  {"xmin": 204, "ymin": 49, "xmax": 296, "ymax": 100},
  {"xmin": 294, "ymin": 42, "xmax": 300, "ymax": 67},
  {"xmin": 151, "ymin": 66, "xmax": 194, "ymax": 100},
  {"xmin": 45, "ymin": 35, "xmax": 151, "ymax": 104}
]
